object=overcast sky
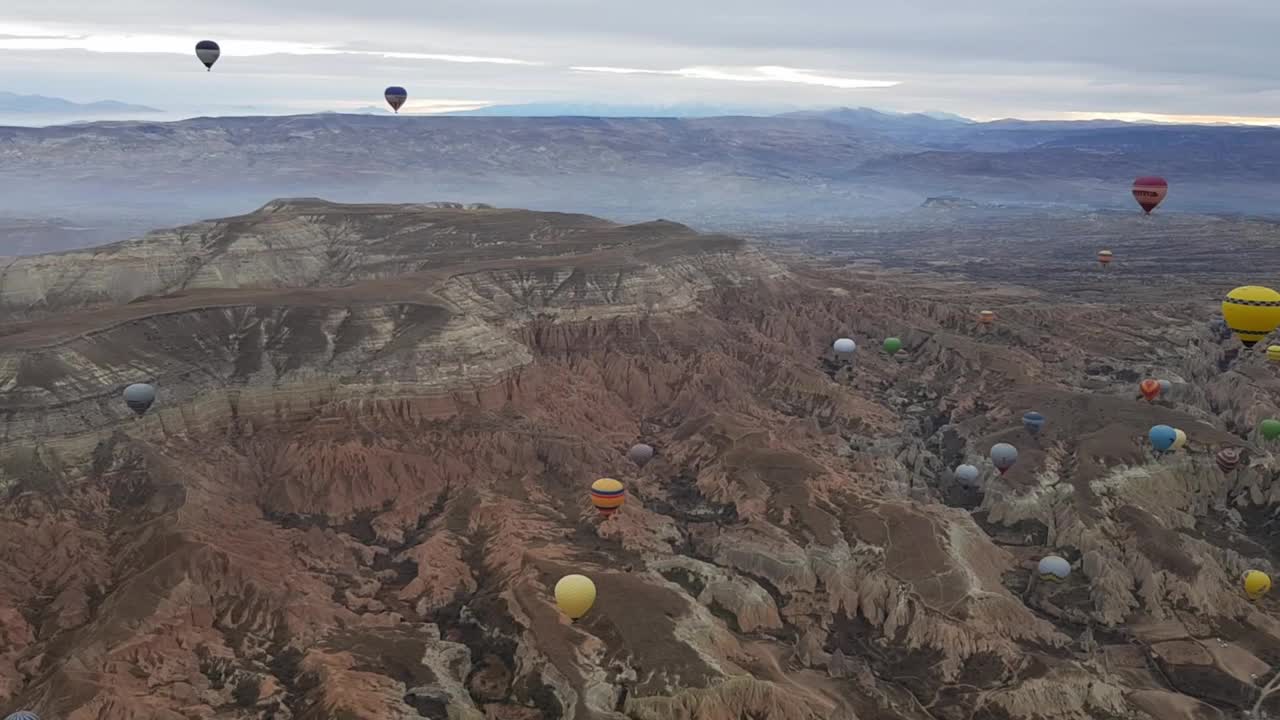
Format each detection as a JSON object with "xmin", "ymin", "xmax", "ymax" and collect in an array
[{"xmin": 2, "ymin": 0, "xmax": 1279, "ymax": 123}]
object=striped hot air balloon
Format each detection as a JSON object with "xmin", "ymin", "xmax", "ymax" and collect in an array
[
  {"xmin": 1097, "ymin": 249, "xmax": 1113, "ymax": 267},
  {"xmin": 1132, "ymin": 176, "xmax": 1168, "ymax": 214},
  {"xmin": 590, "ymin": 478, "xmax": 625, "ymax": 517},
  {"xmin": 384, "ymin": 86, "xmax": 408, "ymax": 113},
  {"xmin": 1268, "ymin": 345, "xmax": 1280, "ymax": 363},
  {"xmin": 1216, "ymin": 447, "xmax": 1242, "ymax": 474},
  {"xmin": 978, "ymin": 310, "xmax": 996, "ymax": 326},
  {"xmin": 195, "ymin": 40, "xmax": 220, "ymax": 71}
]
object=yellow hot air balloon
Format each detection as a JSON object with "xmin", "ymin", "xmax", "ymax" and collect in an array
[
  {"xmin": 1243, "ymin": 570, "xmax": 1272, "ymax": 601},
  {"xmin": 1222, "ymin": 286, "xmax": 1280, "ymax": 347},
  {"xmin": 1172, "ymin": 428, "xmax": 1187, "ymax": 450},
  {"xmin": 590, "ymin": 477, "xmax": 625, "ymax": 517},
  {"xmin": 554, "ymin": 574, "xmax": 597, "ymax": 619},
  {"xmin": 1268, "ymin": 345, "xmax": 1280, "ymax": 363}
]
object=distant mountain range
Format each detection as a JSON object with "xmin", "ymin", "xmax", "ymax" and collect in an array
[
  {"xmin": 1, "ymin": 109, "xmax": 1278, "ymax": 254},
  {"xmin": 0, "ymin": 91, "xmax": 160, "ymax": 115}
]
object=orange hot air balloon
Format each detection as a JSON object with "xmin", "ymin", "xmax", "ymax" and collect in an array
[
  {"xmin": 1139, "ymin": 379, "xmax": 1161, "ymax": 401},
  {"xmin": 1132, "ymin": 177, "xmax": 1168, "ymax": 214},
  {"xmin": 1098, "ymin": 249, "xmax": 1113, "ymax": 267},
  {"xmin": 590, "ymin": 478, "xmax": 625, "ymax": 517},
  {"xmin": 978, "ymin": 310, "xmax": 996, "ymax": 325}
]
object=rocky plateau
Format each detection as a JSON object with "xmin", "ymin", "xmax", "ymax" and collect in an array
[{"xmin": 2, "ymin": 199, "xmax": 1280, "ymax": 720}]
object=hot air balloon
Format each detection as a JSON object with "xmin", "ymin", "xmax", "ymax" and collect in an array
[
  {"xmin": 4, "ymin": 713, "xmax": 40, "ymax": 720},
  {"xmin": 1131, "ymin": 176, "xmax": 1168, "ymax": 214},
  {"xmin": 1149, "ymin": 425, "xmax": 1176, "ymax": 452},
  {"xmin": 1038, "ymin": 555, "xmax": 1071, "ymax": 583},
  {"xmin": 195, "ymin": 40, "xmax": 220, "ymax": 71},
  {"xmin": 883, "ymin": 337, "xmax": 902, "ymax": 354},
  {"xmin": 1172, "ymin": 428, "xmax": 1188, "ymax": 450},
  {"xmin": 1216, "ymin": 447, "xmax": 1242, "ymax": 474},
  {"xmin": 628, "ymin": 443, "xmax": 654, "ymax": 467},
  {"xmin": 990, "ymin": 443, "xmax": 1018, "ymax": 475},
  {"xmin": 893, "ymin": 349, "xmax": 910, "ymax": 364},
  {"xmin": 1269, "ymin": 345, "xmax": 1280, "ymax": 363},
  {"xmin": 123, "ymin": 383, "xmax": 156, "ymax": 417},
  {"xmin": 1097, "ymin": 250, "xmax": 1113, "ymax": 267},
  {"xmin": 1023, "ymin": 411, "xmax": 1046, "ymax": 436},
  {"xmin": 1243, "ymin": 570, "xmax": 1272, "ymax": 601},
  {"xmin": 1222, "ymin": 286, "xmax": 1280, "ymax": 347},
  {"xmin": 1158, "ymin": 379, "xmax": 1172, "ymax": 396},
  {"xmin": 954, "ymin": 464, "xmax": 980, "ymax": 488},
  {"xmin": 978, "ymin": 310, "xmax": 996, "ymax": 326},
  {"xmin": 554, "ymin": 574, "xmax": 596, "ymax": 620},
  {"xmin": 590, "ymin": 478, "xmax": 625, "ymax": 517},
  {"xmin": 1262, "ymin": 419, "xmax": 1280, "ymax": 441},
  {"xmin": 833, "ymin": 338, "xmax": 856, "ymax": 359},
  {"xmin": 1139, "ymin": 379, "xmax": 1161, "ymax": 402},
  {"xmin": 384, "ymin": 86, "xmax": 408, "ymax": 113}
]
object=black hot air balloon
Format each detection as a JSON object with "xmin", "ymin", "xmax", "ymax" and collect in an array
[{"xmin": 195, "ymin": 40, "xmax": 220, "ymax": 71}]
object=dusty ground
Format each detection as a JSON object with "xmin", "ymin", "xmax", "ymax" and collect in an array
[{"xmin": 1, "ymin": 200, "xmax": 1280, "ymax": 719}]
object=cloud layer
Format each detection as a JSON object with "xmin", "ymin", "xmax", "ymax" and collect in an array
[{"xmin": 1, "ymin": 1, "xmax": 1278, "ymax": 121}]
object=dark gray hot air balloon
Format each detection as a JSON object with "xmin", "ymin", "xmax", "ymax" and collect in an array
[
  {"xmin": 195, "ymin": 40, "xmax": 220, "ymax": 71},
  {"xmin": 990, "ymin": 443, "xmax": 1018, "ymax": 475},
  {"xmin": 628, "ymin": 443, "xmax": 654, "ymax": 467},
  {"xmin": 385, "ymin": 86, "xmax": 408, "ymax": 112},
  {"xmin": 953, "ymin": 464, "xmax": 980, "ymax": 489},
  {"xmin": 1022, "ymin": 411, "xmax": 1045, "ymax": 436},
  {"xmin": 1038, "ymin": 555, "xmax": 1070, "ymax": 582},
  {"xmin": 123, "ymin": 383, "xmax": 156, "ymax": 417}
]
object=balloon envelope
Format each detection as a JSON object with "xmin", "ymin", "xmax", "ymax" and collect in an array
[
  {"xmin": 384, "ymin": 86, "xmax": 408, "ymax": 112},
  {"xmin": 590, "ymin": 478, "xmax": 625, "ymax": 516},
  {"xmin": 1139, "ymin": 379, "xmax": 1161, "ymax": 401},
  {"xmin": 195, "ymin": 40, "xmax": 220, "ymax": 70},
  {"xmin": 1022, "ymin": 411, "xmax": 1046, "ymax": 435},
  {"xmin": 1244, "ymin": 570, "xmax": 1272, "ymax": 600},
  {"xmin": 978, "ymin": 310, "xmax": 996, "ymax": 325},
  {"xmin": 990, "ymin": 443, "xmax": 1018, "ymax": 474},
  {"xmin": 1158, "ymin": 379, "xmax": 1172, "ymax": 395},
  {"xmin": 628, "ymin": 443, "xmax": 654, "ymax": 466},
  {"xmin": 1222, "ymin": 286, "xmax": 1280, "ymax": 347},
  {"xmin": 1097, "ymin": 249, "xmax": 1113, "ymax": 266},
  {"xmin": 833, "ymin": 338, "xmax": 856, "ymax": 356},
  {"xmin": 554, "ymin": 574, "xmax": 597, "ymax": 619},
  {"xmin": 1262, "ymin": 419, "xmax": 1280, "ymax": 441},
  {"xmin": 1216, "ymin": 447, "xmax": 1242, "ymax": 474},
  {"xmin": 1038, "ymin": 555, "xmax": 1070, "ymax": 582},
  {"xmin": 882, "ymin": 337, "xmax": 902, "ymax": 354},
  {"xmin": 123, "ymin": 383, "xmax": 156, "ymax": 416},
  {"xmin": 954, "ymin": 464, "xmax": 980, "ymax": 488},
  {"xmin": 1268, "ymin": 345, "xmax": 1280, "ymax": 363},
  {"xmin": 1172, "ymin": 428, "xmax": 1187, "ymax": 450},
  {"xmin": 1131, "ymin": 176, "xmax": 1168, "ymax": 214},
  {"xmin": 1149, "ymin": 425, "xmax": 1176, "ymax": 451},
  {"xmin": 4, "ymin": 713, "xmax": 40, "ymax": 720}
]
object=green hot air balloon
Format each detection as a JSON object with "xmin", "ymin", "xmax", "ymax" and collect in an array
[
  {"xmin": 1262, "ymin": 419, "xmax": 1280, "ymax": 441},
  {"xmin": 882, "ymin": 337, "xmax": 903, "ymax": 354}
]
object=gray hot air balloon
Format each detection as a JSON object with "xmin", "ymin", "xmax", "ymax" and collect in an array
[
  {"xmin": 5, "ymin": 712, "xmax": 41, "ymax": 720},
  {"xmin": 195, "ymin": 40, "xmax": 220, "ymax": 71},
  {"xmin": 953, "ymin": 464, "xmax": 980, "ymax": 488},
  {"xmin": 1158, "ymin": 379, "xmax": 1172, "ymax": 396},
  {"xmin": 123, "ymin": 383, "xmax": 156, "ymax": 417},
  {"xmin": 1038, "ymin": 555, "xmax": 1071, "ymax": 583},
  {"xmin": 832, "ymin": 338, "xmax": 856, "ymax": 359},
  {"xmin": 1022, "ymin": 411, "xmax": 1045, "ymax": 436},
  {"xmin": 628, "ymin": 443, "xmax": 654, "ymax": 467},
  {"xmin": 990, "ymin": 443, "xmax": 1018, "ymax": 475}
]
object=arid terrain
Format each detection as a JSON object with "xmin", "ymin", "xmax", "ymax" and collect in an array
[{"xmin": 2, "ymin": 199, "xmax": 1280, "ymax": 719}]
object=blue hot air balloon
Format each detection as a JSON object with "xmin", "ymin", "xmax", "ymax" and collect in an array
[
  {"xmin": 1149, "ymin": 425, "xmax": 1177, "ymax": 452},
  {"xmin": 1022, "ymin": 411, "xmax": 1046, "ymax": 436},
  {"xmin": 384, "ymin": 86, "xmax": 408, "ymax": 113},
  {"xmin": 5, "ymin": 711, "xmax": 41, "ymax": 720}
]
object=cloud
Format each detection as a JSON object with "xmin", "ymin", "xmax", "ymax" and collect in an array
[{"xmin": 572, "ymin": 65, "xmax": 899, "ymax": 89}]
